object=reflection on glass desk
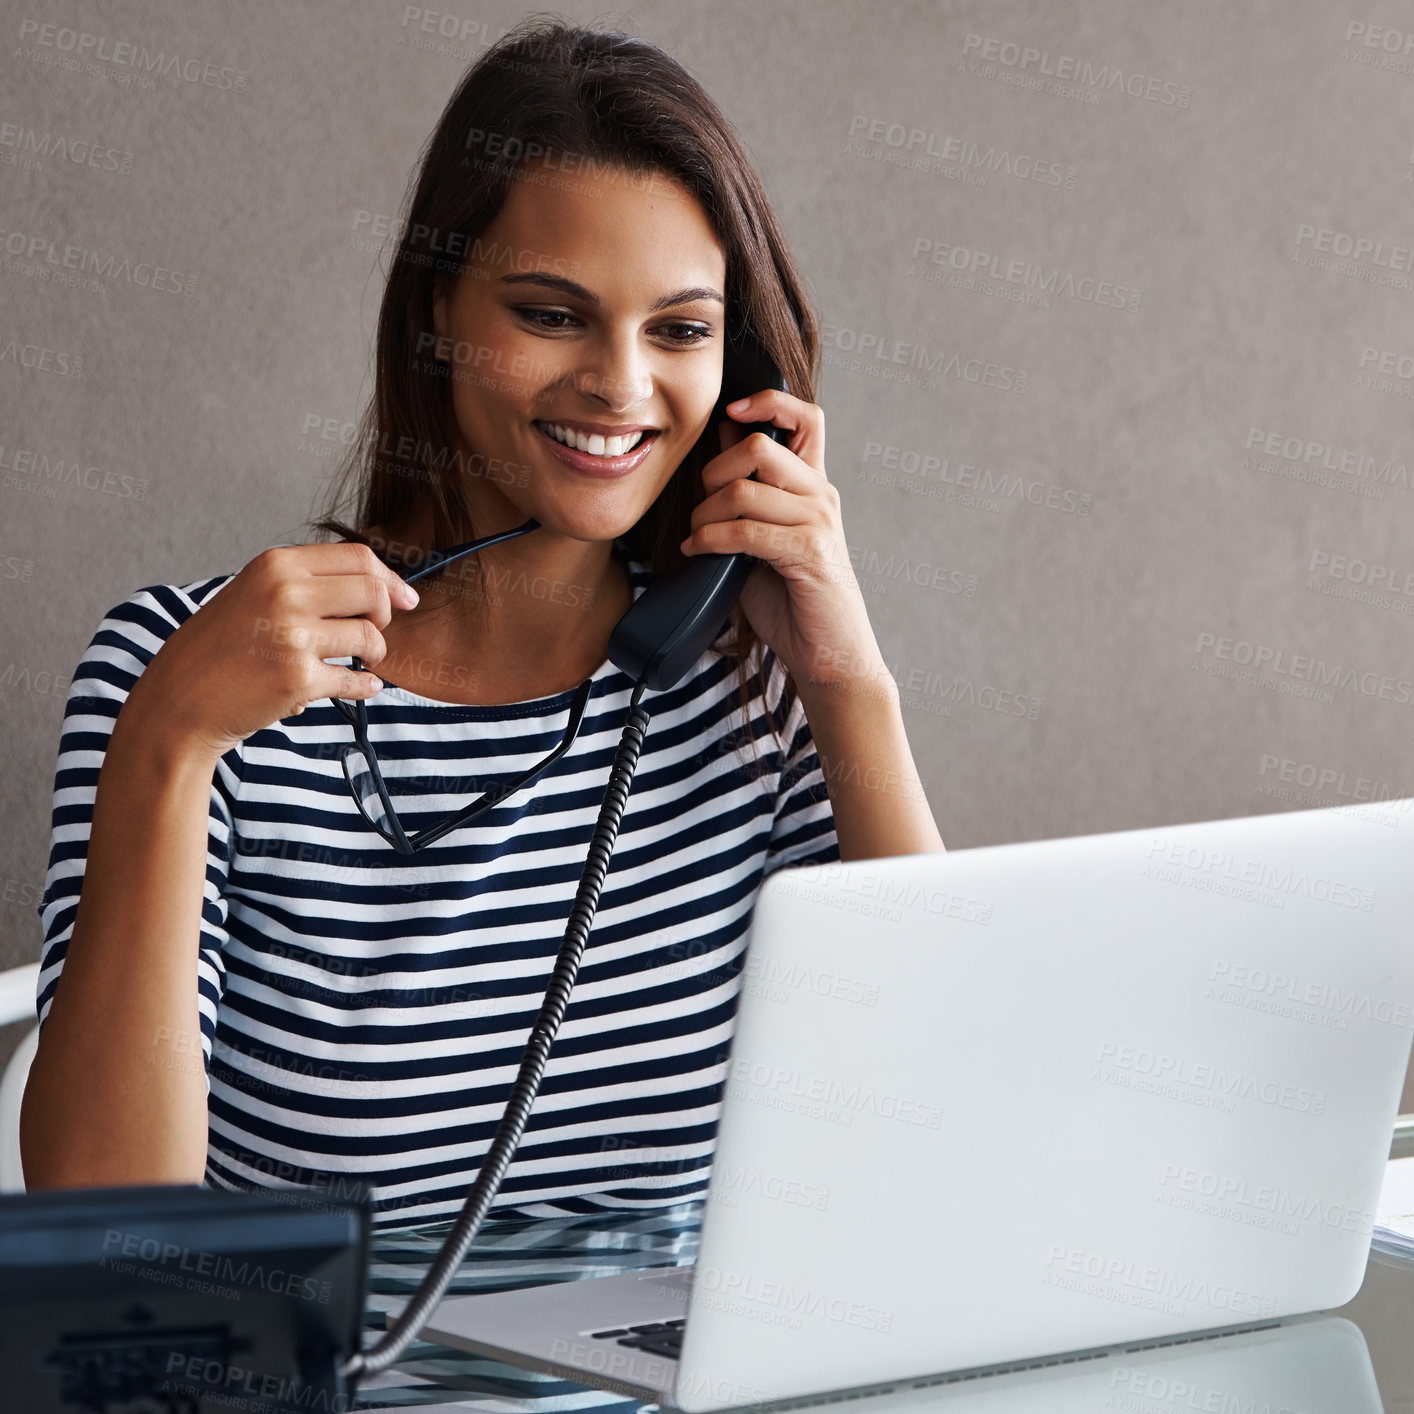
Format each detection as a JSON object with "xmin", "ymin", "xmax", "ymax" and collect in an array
[{"xmin": 353, "ymin": 1200, "xmax": 1414, "ymax": 1411}]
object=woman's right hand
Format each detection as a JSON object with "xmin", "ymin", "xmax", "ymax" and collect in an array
[{"xmin": 126, "ymin": 541, "xmax": 420, "ymax": 761}]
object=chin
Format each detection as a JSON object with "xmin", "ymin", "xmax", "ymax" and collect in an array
[
  {"xmin": 533, "ymin": 487, "xmax": 666, "ymax": 543},
  {"xmin": 528, "ymin": 507, "xmax": 642, "ymax": 547}
]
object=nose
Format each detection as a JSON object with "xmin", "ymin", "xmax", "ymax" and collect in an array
[{"xmin": 575, "ymin": 332, "xmax": 654, "ymax": 413}]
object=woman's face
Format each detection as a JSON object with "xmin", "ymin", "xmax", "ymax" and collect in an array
[{"xmin": 430, "ymin": 158, "xmax": 728, "ymax": 546}]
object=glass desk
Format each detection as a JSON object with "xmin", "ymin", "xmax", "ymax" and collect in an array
[
  {"xmin": 351, "ymin": 1201, "xmax": 1414, "ymax": 1411},
  {"xmin": 355, "ymin": 1204, "xmax": 701, "ymax": 1410}
]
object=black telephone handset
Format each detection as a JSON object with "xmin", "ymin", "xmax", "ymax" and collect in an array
[{"xmin": 607, "ymin": 322, "xmax": 789, "ymax": 691}]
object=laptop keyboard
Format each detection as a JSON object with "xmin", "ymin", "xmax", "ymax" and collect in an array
[{"xmin": 589, "ymin": 1317, "xmax": 685, "ymax": 1360}]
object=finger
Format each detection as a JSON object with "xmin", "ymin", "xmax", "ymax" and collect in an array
[
  {"xmin": 314, "ymin": 662, "xmax": 386, "ymax": 703},
  {"xmin": 304, "ymin": 616, "xmax": 389, "ymax": 668},
  {"xmin": 299, "ymin": 541, "xmax": 420, "ymax": 609},
  {"xmin": 689, "ymin": 479, "xmax": 813, "ymax": 538},
  {"xmin": 684, "ymin": 516, "xmax": 772, "ymax": 560},
  {"xmin": 720, "ymin": 391, "xmax": 825, "ymax": 470},
  {"xmin": 308, "ymin": 572, "xmax": 399, "ymax": 630},
  {"xmin": 704, "ymin": 431, "xmax": 828, "ymax": 498},
  {"xmin": 258, "ymin": 614, "xmax": 386, "ymax": 667},
  {"xmin": 688, "ymin": 516, "xmax": 831, "ymax": 574}
]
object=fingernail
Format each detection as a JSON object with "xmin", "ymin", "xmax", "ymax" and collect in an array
[
  {"xmin": 402, "ymin": 585, "xmax": 419, "ymax": 606},
  {"xmin": 726, "ymin": 397, "xmax": 750, "ymax": 412}
]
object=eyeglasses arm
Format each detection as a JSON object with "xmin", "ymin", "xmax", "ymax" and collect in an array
[
  {"xmin": 406, "ymin": 675, "xmax": 594, "ymax": 851},
  {"xmin": 401, "ymin": 517, "xmax": 542, "ymax": 586}
]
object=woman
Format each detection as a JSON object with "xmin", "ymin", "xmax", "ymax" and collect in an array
[{"xmin": 21, "ymin": 18, "xmax": 942, "ymax": 1227}]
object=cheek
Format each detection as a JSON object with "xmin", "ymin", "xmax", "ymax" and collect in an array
[
  {"xmin": 443, "ymin": 341, "xmax": 541, "ymax": 428},
  {"xmin": 444, "ymin": 373, "xmax": 487, "ymax": 435},
  {"xmin": 444, "ymin": 302, "xmax": 545, "ymax": 399},
  {"xmin": 672, "ymin": 371, "xmax": 725, "ymax": 436}
]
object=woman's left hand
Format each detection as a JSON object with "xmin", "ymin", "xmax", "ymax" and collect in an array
[{"xmin": 680, "ymin": 391, "xmax": 890, "ymax": 696}]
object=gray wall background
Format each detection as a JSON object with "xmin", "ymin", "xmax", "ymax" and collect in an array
[{"xmin": 5, "ymin": 1, "xmax": 1414, "ymax": 1099}]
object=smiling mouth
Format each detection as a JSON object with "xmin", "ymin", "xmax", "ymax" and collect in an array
[{"xmin": 533, "ymin": 420, "xmax": 658, "ymax": 458}]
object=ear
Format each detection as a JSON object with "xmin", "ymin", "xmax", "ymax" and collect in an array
[{"xmin": 431, "ymin": 272, "xmax": 451, "ymax": 343}]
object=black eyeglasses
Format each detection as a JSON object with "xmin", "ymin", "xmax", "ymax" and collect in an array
[{"xmin": 329, "ymin": 517, "xmax": 594, "ymax": 854}]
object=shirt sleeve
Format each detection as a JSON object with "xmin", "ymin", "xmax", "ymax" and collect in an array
[
  {"xmin": 35, "ymin": 582, "xmax": 241, "ymax": 1093},
  {"xmin": 760, "ymin": 648, "xmax": 841, "ymax": 877}
]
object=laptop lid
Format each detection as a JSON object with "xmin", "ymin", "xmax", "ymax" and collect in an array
[
  {"xmin": 675, "ymin": 802, "xmax": 1414, "ymax": 1410},
  {"xmin": 739, "ymin": 1313, "xmax": 1378, "ymax": 1414}
]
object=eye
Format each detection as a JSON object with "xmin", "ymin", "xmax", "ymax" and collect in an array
[
  {"xmin": 513, "ymin": 307, "xmax": 714, "ymax": 347},
  {"xmin": 515, "ymin": 307, "xmax": 580, "ymax": 331},
  {"xmin": 657, "ymin": 323, "xmax": 713, "ymax": 347}
]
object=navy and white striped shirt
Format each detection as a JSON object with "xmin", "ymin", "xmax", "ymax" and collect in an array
[{"xmin": 36, "ymin": 549, "xmax": 839, "ymax": 1228}]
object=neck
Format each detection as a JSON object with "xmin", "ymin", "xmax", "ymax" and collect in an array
[{"xmin": 367, "ymin": 506, "xmax": 634, "ymax": 704}]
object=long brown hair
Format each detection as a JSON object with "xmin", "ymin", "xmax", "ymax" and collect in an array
[{"xmin": 310, "ymin": 14, "xmax": 821, "ymax": 758}]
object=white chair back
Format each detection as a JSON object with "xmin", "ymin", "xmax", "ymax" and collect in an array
[{"xmin": 0, "ymin": 963, "xmax": 41, "ymax": 1192}]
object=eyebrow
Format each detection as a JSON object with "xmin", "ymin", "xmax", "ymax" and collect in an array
[{"xmin": 499, "ymin": 272, "xmax": 725, "ymax": 313}]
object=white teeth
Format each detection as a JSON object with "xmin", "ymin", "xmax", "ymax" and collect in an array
[{"xmin": 538, "ymin": 422, "xmax": 647, "ymax": 457}]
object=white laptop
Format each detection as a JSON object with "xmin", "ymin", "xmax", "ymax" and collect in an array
[
  {"xmin": 399, "ymin": 1313, "xmax": 1381, "ymax": 1414},
  {"xmin": 413, "ymin": 800, "xmax": 1414, "ymax": 1412}
]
